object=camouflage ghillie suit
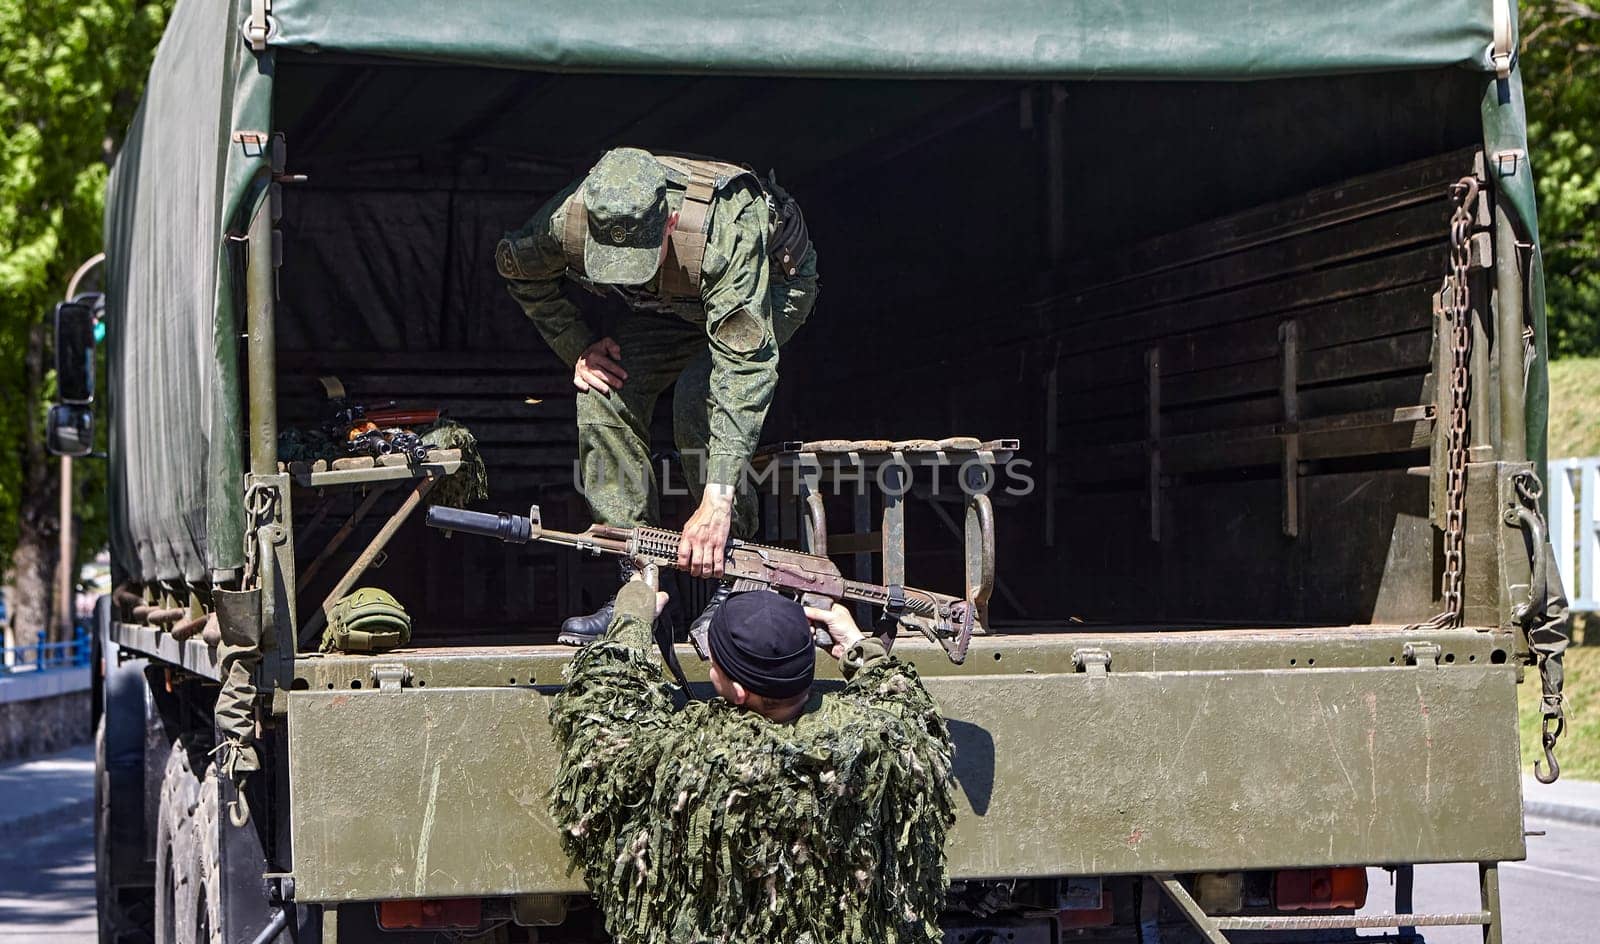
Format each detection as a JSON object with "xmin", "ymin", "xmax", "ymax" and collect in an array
[{"xmin": 549, "ymin": 582, "xmax": 955, "ymax": 944}]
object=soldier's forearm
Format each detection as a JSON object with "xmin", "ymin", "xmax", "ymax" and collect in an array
[
  {"xmin": 539, "ymin": 320, "xmax": 597, "ymax": 368},
  {"xmin": 840, "ymin": 638, "xmax": 891, "ymax": 681},
  {"xmin": 846, "ymin": 657, "xmax": 941, "ymax": 726},
  {"xmin": 704, "ymin": 359, "xmax": 775, "ymax": 486},
  {"xmin": 519, "ymin": 304, "xmax": 594, "ymax": 367},
  {"xmin": 602, "ymin": 581, "xmax": 659, "ymax": 651},
  {"xmin": 504, "ymin": 283, "xmax": 595, "ymax": 367},
  {"xmin": 706, "ymin": 452, "xmax": 747, "ymax": 489}
]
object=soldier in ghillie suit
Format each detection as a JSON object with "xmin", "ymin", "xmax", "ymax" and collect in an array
[
  {"xmin": 549, "ymin": 580, "xmax": 955, "ymax": 944},
  {"xmin": 498, "ymin": 147, "xmax": 818, "ymax": 645}
]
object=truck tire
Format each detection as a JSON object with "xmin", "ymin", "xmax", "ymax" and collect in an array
[
  {"xmin": 97, "ymin": 719, "xmax": 154, "ymax": 944},
  {"xmin": 153, "ymin": 739, "xmax": 221, "ymax": 944},
  {"xmin": 190, "ymin": 767, "xmax": 224, "ymax": 944},
  {"xmin": 96, "ymin": 598, "xmax": 155, "ymax": 944}
]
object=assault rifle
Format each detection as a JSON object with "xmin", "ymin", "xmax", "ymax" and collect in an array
[{"xmin": 424, "ymin": 505, "xmax": 976, "ymax": 664}]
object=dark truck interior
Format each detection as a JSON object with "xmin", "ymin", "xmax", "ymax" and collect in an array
[{"xmin": 269, "ymin": 58, "xmax": 1487, "ymax": 645}]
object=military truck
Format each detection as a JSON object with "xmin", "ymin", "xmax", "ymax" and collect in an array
[{"xmin": 65, "ymin": 1, "xmax": 1570, "ymax": 942}]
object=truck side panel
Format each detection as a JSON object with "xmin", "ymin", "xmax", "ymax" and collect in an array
[{"xmin": 287, "ymin": 636, "xmax": 1522, "ymax": 901}]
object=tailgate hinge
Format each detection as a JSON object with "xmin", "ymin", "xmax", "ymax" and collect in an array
[
  {"xmin": 1073, "ymin": 648, "xmax": 1111, "ymax": 677},
  {"xmin": 1403, "ymin": 642, "xmax": 1441, "ymax": 668},
  {"xmin": 371, "ymin": 663, "xmax": 411, "ymax": 691}
]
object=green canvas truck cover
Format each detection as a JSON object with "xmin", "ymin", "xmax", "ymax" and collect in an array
[
  {"xmin": 107, "ymin": 0, "xmax": 1548, "ymax": 584},
  {"xmin": 105, "ymin": 0, "xmax": 267, "ymax": 582},
  {"xmin": 268, "ymin": 0, "xmax": 1498, "ymax": 78}
]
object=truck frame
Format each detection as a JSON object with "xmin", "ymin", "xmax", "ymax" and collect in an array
[{"xmin": 78, "ymin": 1, "xmax": 1569, "ymax": 942}]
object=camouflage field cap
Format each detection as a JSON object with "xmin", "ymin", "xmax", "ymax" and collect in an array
[{"xmin": 582, "ymin": 148, "xmax": 670, "ymax": 285}]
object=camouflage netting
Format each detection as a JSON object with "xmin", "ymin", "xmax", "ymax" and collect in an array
[
  {"xmin": 276, "ymin": 426, "xmax": 342, "ymax": 462},
  {"xmin": 276, "ymin": 419, "xmax": 488, "ymax": 508},
  {"xmin": 419, "ymin": 420, "xmax": 488, "ymax": 507},
  {"xmin": 549, "ymin": 620, "xmax": 956, "ymax": 944}
]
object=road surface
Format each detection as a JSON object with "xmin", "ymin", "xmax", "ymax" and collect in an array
[
  {"xmin": 1358, "ymin": 816, "xmax": 1600, "ymax": 943},
  {"xmin": 0, "ymin": 803, "xmax": 97, "ymax": 943}
]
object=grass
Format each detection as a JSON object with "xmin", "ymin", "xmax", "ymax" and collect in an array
[
  {"xmin": 1547, "ymin": 357, "xmax": 1600, "ymax": 459},
  {"xmin": 1519, "ymin": 635, "xmax": 1600, "ymax": 782},
  {"xmin": 1530, "ymin": 358, "xmax": 1599, "ymax": 780}
]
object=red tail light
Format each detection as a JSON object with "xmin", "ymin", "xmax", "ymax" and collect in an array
[
  {"xmin": 1273, "ymin": 868, "xmax": 1367, "ymax": 910},
  {"xmin": 377, "ymin": 898, "xmax": 483, "ymax": 930},
  {"xmin": 1059, "ymin": 891, "xmax": 1115, "ymax": 929}
]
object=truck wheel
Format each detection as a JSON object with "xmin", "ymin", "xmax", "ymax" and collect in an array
[
  {"xmin": 153, "ymin": 740, "xmax": 204, "ymax": 944},
  {"xmin": 96, "ymin": 719, "xmax": 154, "ymax": 944},
  {"xmin": 190, "ymin": 768, "xmax": 224, "ymax": 944}
]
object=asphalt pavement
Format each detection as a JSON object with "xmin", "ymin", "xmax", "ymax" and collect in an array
[
  {"xmin": 0, "ymin": 745, "xmax": 97, "ymax": 942},
  {"xmin": 0, "ymin": 747, "xmax": 1596, "ymax": 943},
  {"xmin": 1357, "ymin": 814, "xmax": 1600, "ymax": 943},
  {"xmin": 0, "ymin": 804, "xmax": 96, "ymax": 942}
]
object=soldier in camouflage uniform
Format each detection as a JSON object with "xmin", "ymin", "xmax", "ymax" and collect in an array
[
  {"xmin": 549, "ymin": 579, "xmax": 955, "ymax": 944},
  {"xmin": 498, "ymin": 148, "xmax": 819, "ymax": 644}
]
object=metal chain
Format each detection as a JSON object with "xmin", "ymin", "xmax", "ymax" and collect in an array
[
  {"xmin": 241, "ymin": 481, "xmax": 277, "ymax": 589},
  {"xmin": 1439, "ymin": 176, "xmax": 1479, "ymax": 626}
]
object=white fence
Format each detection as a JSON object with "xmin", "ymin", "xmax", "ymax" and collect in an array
[{"xmin": 1549, "ymin": 457, "xmax": 1600, "ymax": 611}]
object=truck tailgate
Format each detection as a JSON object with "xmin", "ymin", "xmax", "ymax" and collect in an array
[{"xmin": 286, "ymin": 631, "xmax": 1524, "ymax": 901}]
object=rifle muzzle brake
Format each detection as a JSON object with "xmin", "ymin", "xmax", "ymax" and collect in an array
[{"xmin": 424, "ymin": 506, "xmax": 532, "ymax": 544}]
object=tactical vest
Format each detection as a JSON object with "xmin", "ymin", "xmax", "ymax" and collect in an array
[{"xmin": 560, "ymin": 155, "xmax": 791, "ymax": 304}]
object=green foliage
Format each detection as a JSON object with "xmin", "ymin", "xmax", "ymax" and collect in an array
[
  {"xmin": 1521, "ymin": 645, "xmax": 1599, "ymax": 781},
  {"xmin": 0, "ymin": 0, "xmax": 172, "ymax": 575},
  {"xmin": 1547, "ymin": 357, "xmax": 1600, "ymax": 457},
  {"xmin": 1522, "ymin": 1, "xmax": 1600, "ymax": 357}
]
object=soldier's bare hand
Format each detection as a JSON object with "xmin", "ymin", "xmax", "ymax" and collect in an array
[
  {"xmin": 574, "ymin": 337, "xmax": 627, "ymax": 395},
  {"xmin": 804, "ymin": 604, "xmax": 864, "ymax": 660},
  {"xmin": 678, "ymin": 490, "xmax": 733, "ymax": 578}
]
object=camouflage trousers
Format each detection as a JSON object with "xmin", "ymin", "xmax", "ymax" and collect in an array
[{"xmin": 576, "ymin": 248, "xmax": 818, "ymax": 536}]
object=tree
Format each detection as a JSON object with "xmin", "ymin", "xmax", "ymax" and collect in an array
[
  {"xmin": 0, "ymin": 1, "xmax": 171, "ymax": 644},
  {"xmin": 1522, "ymin": 0, "xmax": 1600, "ymax": 358}
]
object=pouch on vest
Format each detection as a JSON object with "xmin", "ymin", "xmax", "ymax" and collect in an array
[
  {"xmin": 765, "ymin": 171, "xmax": 810, "ymax": 278},
  {"xmin": 321, "ymin": 587, "xmax": 412, "ymax": 653}
]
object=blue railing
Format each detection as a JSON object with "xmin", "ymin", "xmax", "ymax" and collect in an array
[{"xmin": 1, "ymin": 626, "xmax": 90, "ymax": 673}]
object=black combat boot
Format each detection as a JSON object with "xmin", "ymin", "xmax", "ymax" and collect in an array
[
  {"xmin": 558, "ymin": 560, "xmax": 634, "ymax": 646},
  {"xmin": 688, "ymin": 581, "xmax": 734, "ymax": 642}
]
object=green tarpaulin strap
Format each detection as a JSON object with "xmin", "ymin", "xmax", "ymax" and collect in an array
[
  {"xmin": 248, "ymin": 0, "xmax": 273, "ymax": 52},
  {"xmin": 1491, "ymin": 0, "xmax": 1513, "ymax": 80},
  {"xmin": 1509, "ymin": 471, "xmax": 1570, "ymax": 783}
]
